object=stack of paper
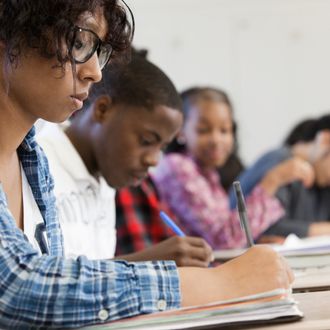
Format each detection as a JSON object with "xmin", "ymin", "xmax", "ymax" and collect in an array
[
  {"xmin": 83, "ymin": 289, "xmax": 303, "ymax": 330},
  {"xmin": 275, "ymin": 234, "xmax": 330, "ymax": 256},
  {"xmin": 213, "ymin": 234, "xmax": 330, "ymax": 262}
]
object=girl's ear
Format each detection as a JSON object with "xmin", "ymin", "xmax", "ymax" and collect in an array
[{"xmin": 92, "ymin": 95, "xmax": 113, "ymax": 123}]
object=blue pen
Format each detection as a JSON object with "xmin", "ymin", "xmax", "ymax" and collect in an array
[{"xmin": 160, "ymin": 211, "xmax": 185, "ymax": 237}]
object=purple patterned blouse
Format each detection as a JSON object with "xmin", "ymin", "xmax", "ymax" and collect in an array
[{"xmin": 153, "ymin": 153, "xmax": 284, "ymax": 249}]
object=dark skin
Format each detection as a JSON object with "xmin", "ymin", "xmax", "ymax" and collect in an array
[
  {"xmin": 0, "ymin": 11, "xmax": 106, "ymax": 230},
  {"xmin": 65, "ymin": 95, "xmax": 215, "ymax": 267},
  {"xmin": 67, "ymin": 95, "xmax": 183, "ymax": 188}
]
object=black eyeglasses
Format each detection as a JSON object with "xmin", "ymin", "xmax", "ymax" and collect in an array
[{"xmin": 69, "ymin": 26, "xmax": 113, "ymax": 70}]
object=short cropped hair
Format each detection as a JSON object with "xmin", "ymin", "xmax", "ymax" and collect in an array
[{"xmin": 84, "ymin": 52, "xmax": 182, "ymax": 112}]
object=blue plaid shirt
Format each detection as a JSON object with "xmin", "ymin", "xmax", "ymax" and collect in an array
[{"xmin": 0, "ymin": 127, "xmax": 180, "ymax": 329}]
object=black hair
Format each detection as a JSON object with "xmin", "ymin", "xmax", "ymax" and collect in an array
[
  {"xmin": 283, "ymin": 118, "xmax": 317, "ymax": 146},
  {"xmin": 312, "ymin": 113, "xmax": 330, "ymax": 136},
  {"xmin": 165, "ymin": 86, "xmax": 244, "ymax": 191},
  {"xmin": 0, "ymin": 0, "xmax": 133, "ymax": 69},
  {"xmin": 283, "ymin": 113, "xmax": 330, "ymax": 146},
  {"xmin": 82, "ymin": 52, "xmax": 182, "ymax": 112},
  {"xmin": 166, "ymin": 87, "xmax": 237, "ymax": 154}
]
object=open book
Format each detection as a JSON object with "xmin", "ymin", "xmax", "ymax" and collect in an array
[
  {"xmin": 214, "ymin": 234, "xmax": 330, "ymax": 262},
  {"xmin": 275, "ymin": 234, "xmax": 330, "ymax": 256},
  {"xmin": 83, "ymin": 289, "xmax": 303, "ymax": 330}
]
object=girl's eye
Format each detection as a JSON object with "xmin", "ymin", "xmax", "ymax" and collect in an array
[
  {"xmin": 140, "ymin": 137, "xmax": 154, "ymax": 146},
  {"xmin": 196, "ymin": 127, "xmax": 210, "ymax": 134},
  {"xmin": 220, "ymin": 127, "xmax": 233, "ymax": 135},
  {"xmin": 220, "ymin": 128, "xmax": 230, "ymax": 134},
  {"xmin": 74, "ymin": 39, "xmax": 84, "ymax": 51}
]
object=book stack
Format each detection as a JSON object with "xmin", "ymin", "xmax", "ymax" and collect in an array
[{"xmin": 84, "ymin": 289, "xmax": 303, "ymax": 330}]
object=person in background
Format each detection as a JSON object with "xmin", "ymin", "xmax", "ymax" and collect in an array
[
  {"xmin": 284, "ymin": 117, "xmax": 317, "ymax": 146},
  {"xmin": 229, "ymin": 117, "xmax": 318, "ymax": 207},
  {"xmin": 166, "ymin": 88, "xmax": 245, "ymax": 193},
  {"xmin": 153, "ymin": 87, "xmax": 314, "ymax": 249},
  {"xmin": 115, "ymin": 175, "xmax": 175, "ymax": 254},
  {"xmin": 39, "ymin": 53, "xmax": 214, "ymax": 267},
  {"xmin": 234, "ymin": 114, "xmax": 330, "ymax": 241}
]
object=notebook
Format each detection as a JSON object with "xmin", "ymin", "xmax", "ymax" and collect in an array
[
  {"xmin": 213, "ymin": 234, "xmax": 330, "ymax": 261},
  {"xmin": 83, "ymin": 289, "xmax": 303, "ymax": 330}
]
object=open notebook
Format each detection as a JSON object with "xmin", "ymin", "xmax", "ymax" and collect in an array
[
  {"xmin": 83, "ymin": 289, "xmax": 303, "ymax": 330},
  {"xmin": 213, "ymin": 234, "xmax": 330, "ymax": 261}
]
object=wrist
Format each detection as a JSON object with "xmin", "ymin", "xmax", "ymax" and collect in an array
[{"xmin": 260, "ymin": 172, "xmax": 280, "ymax": 195}]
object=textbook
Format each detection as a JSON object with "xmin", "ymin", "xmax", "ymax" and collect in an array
[{"xmin": 84, "ymin": 289, "xmax": 303, "ymax": 330}]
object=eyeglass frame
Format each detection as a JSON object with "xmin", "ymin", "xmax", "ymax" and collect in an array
[{"xmin": 69, "ymin": 25, "xmax": 113, "ymax": 70}]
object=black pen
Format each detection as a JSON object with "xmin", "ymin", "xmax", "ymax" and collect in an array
[{"xmin": 233, "ymin": 181, "xmax": 254, "ymax": 247}]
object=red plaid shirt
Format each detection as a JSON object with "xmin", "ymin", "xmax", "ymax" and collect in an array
[{"xmin": 115, "ymin": 176, "xmax": 175, "ymax": 255}]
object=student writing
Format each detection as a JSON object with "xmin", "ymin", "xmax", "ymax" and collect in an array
[
  {"xmin": 38, "ymin": 54, "xmax": 214, "ymax": 267},
  {"xmin": 0, "ymin": 2, "xmax": 293, "ymax": 328}
]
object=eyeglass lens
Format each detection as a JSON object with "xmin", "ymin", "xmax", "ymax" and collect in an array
[{"xmin": 71, "ymin": 28, "xmax": 112, "ymax": 69}]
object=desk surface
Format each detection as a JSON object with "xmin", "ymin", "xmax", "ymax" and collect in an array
[{"xmin": 243, "ymin": 290, "xmax": 330, "ymax": 330}]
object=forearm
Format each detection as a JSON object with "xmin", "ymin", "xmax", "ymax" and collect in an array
[
  {"xmin": 0, "ymin": 245, "xmax": 180, "ymax": 328},
  {"xmin": 178, "ymin": 267, "xmax": 223, "ymax": 306},
  {"xmin": 259, "ymin": 172, "xmax": 281, "ymax": 196}
]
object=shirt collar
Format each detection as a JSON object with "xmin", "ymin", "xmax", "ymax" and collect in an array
[
  {"xmin": 38, "ymin": 123, "xmax": 99, "ymax": 186},
  {"xmin": 20, "ymin": 126, "xmax": 37, "ymax": 152}
]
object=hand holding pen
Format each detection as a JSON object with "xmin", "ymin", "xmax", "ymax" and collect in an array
[{"xmin": 159, "ymin": 211, "xmax": 214, "ymax": 266}]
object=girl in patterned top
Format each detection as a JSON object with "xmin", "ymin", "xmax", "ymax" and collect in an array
[{"xmin": 153, "ymin": 87, "xmax": 314, "ymax": 249}]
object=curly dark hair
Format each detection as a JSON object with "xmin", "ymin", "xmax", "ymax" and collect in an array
[{"xmin": 0, "ymin": 0, "xmax": 133, "ymax": 68}]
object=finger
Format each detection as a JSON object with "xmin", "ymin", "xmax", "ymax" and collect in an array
[
  {"xmin": 184, "ymin": 245, "xmax": 214, "ymax": 263},
  {"xmin": 285, "ymin": 261, "xmax": 295, "ymax": 284},
  {"xmin": 185, "ymin": 237, "xmax": 213, "ymax": 253},
  {"xmin": 279, "ymin": 255, "xmax": 295, "ymax": 286},
  {"xmin": 176, "ymin": 257, "xmax": 209, "ymax": 268},
  {"xmin": 301, "ymin": 166, "xmax": 315, "ymax": 187},
  {"xmin": 184, "ymin": 237, "xmax": 214, "ymax": 261},
  {"xmin": 185, "ymin": 236, "xmax": 210, "ymax": 247}
]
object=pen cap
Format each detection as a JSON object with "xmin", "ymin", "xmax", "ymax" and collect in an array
[{"xmin": 233, "ymin": 181, "xmax": 246, "ymax": 212}]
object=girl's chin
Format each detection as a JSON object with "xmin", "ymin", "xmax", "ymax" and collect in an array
[
  {"xmin": 43, "ymin": 109, "xmax": 77, "ymax": 124},
  {"xmin": 205, "ymin": 157, "xmax": 227, "ymax": 168}
]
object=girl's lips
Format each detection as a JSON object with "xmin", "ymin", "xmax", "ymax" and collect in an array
[
  {"xmin": 70, "ymin": 96, "xmax": 83, "ymax": 110},
  {"xmin": 70, "ymin": 92, "xmax": 88, "ymax": 109},
  {"xmin": 207, "ymin": 150, "xmax": 226, "ymax": 159}
]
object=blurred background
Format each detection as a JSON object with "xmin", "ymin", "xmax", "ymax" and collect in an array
[{"xmin": 129, "ymin": 0, "xmax": 330, "ymax": 165}]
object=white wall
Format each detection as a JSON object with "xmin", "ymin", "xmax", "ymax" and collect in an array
[{"xmin": 128, "ymin": 0, "xmax": 330, "ymax": 164}]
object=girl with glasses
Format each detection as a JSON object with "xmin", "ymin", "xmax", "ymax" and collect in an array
[{"xmin": 0, "ymin": 1, "xmax": 293, "ymax": 328}]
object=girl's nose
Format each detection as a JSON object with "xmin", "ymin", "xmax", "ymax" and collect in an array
[{"xmin": 77, "ymin": 52, "xmax": 102, "ymax": 83}]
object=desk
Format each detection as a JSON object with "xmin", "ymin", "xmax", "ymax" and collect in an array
[{"xmin": 243, "ymin": 290, "xmax": 330, "ymax": 330}]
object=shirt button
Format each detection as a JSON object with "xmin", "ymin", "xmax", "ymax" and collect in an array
[
  {"xmin": 157, "ymin": 299, "xmax": 167, "ymax": 311},
  {"xmin": 98, "ymin": 309, "xmax": 109, "ymax": 321}
]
